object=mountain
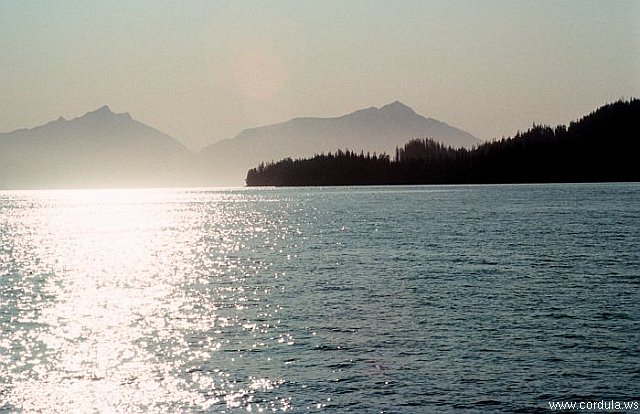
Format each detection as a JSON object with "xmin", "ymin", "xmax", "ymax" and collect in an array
[
  {"xmin": 199, "ymin": 101, "xmax": 480, "ymax": 185},
  {"xmin": 246, "ymin": 99, "xmax": 640, "ymax": 186},
  {"xmin": 0, "ymin": 102, "xmax": 480, "ymax": 189},
  {"xmin": 0, "ymin": 106, "xmax": 195, "ymax": 189}
]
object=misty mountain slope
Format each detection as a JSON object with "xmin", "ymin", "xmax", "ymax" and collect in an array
[
  {"xmin": 0, "ymin": 106, "xmax": 194, "ymax": 189},
  {"xmin": 0, "ymin": 102, "xmax": 480, "ymax": 188},
  {"xmin": 199, "ymin": 101, "xmax": 481, "ymax": 185}
]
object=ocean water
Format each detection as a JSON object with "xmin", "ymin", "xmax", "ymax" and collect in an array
[{"xmin": 0, "ymin": 183, "xmax": 638, "ymax": 413}]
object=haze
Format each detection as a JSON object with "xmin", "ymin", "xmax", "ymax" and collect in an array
[{"xmin": 1, "ymin": 0, "xmax": 639, "ymax": 149}]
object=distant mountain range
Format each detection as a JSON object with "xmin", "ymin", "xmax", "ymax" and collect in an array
[
  {"xmin": 0, "ymin": 102, "xmax": 480, "ymax": 189},
  {"xmin": 246, "ymin": 99, "xmax": 640, "ymax": 186},
  {"xmin": 0, "ymin": 106, "xmax": 193, "ymax": 189},
  {"xmin": 198, "ymin": 101, "xmax": 480, "ymax": 185}
]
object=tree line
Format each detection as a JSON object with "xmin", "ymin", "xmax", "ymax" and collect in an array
[{"xmin": 245, "ymin": 99, "xmax": 639, "ymax": 186}]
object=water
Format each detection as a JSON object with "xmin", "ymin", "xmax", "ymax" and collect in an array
[{"xmin": 0, "ymin": 183, "xmax": 638, "ymax": 413}]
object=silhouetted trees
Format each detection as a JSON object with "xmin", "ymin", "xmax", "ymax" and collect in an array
[{"xmin": 246, "ymin": 99, "xmax": 639, "ymax": 186}]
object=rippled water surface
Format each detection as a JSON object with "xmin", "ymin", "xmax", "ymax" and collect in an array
[{"xmin": 1, "ymin": 184, "xmax": 638, "ymax": 413}]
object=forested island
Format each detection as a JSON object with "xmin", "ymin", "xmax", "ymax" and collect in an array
[{"xmin": 246, "ymin": 99, "xmax": 639, "ymax": 186}]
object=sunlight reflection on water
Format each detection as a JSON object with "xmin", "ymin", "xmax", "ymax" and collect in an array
[
  {"xmin": 1, "ymin": 189, "xmax": 296, "ymax": 412},
  {"xmin": 1, "ymin": 184, "xmax": 638, "ymax": 413}
]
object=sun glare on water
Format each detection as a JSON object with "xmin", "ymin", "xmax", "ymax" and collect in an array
[
  {"xmin": 1, "ymin": 188, "xmax": 291, "ymax": 412},
  {"xmin": 6, "ymin": 189, "xmax": 199, "ymax": 411}
]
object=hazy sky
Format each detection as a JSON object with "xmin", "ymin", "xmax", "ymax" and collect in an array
[{"xmin": 1, "ymin": 0, "xmax": 638, "ymax": 149}]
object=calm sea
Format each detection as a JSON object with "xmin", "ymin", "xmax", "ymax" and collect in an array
[{"xmin": 0, "ymin": 184, "xmax": 638, "ymax": 413}]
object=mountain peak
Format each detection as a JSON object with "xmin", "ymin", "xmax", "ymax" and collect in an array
[
  {"xmin": 81, "ymin": 105, "xmax": 114, "ymax": 118},
  {"xmin": 79, "ymin": 105, "xmax": 133, "ymax": 121},
  {"xmin": 379, "ymin": 101, "xmax": 416, "ymax": 114},
  {"xmin": 349, "ymin": 101, "xmax": 416, "ymax": 118},
  {"xmin": 95, "ymin": 105, "xmax": 113, "ymax": 114}
]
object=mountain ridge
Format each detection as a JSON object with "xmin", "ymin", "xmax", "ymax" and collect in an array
[
  {"xmin": 0, "ymin": 101, "xmax": 480, "ymax": 188},
  {"xmin": 246, "ymin": 99, "xmax": 640, "ymax": 186},
  {"xmin": 0, "ymin": 105, "xmax": 193, "ymax": 189},
  {"xmin": 198, "ymin": 101, "xmax": 480, "ymax": 185}
]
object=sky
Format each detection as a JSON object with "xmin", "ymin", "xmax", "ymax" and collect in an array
[{"xmin": 1, "ymin": 0, "xmax": 638, "ymax": 150}]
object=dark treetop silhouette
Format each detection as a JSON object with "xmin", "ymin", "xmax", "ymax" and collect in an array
[{"xmin": 245, "ymin": 99, "xmax": 639, "ymax": 186}]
